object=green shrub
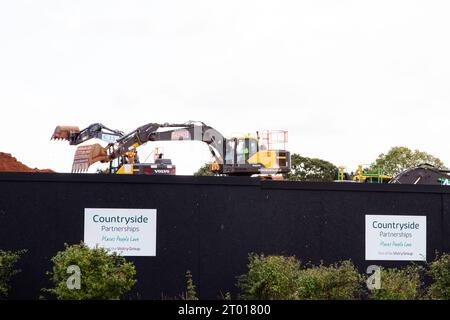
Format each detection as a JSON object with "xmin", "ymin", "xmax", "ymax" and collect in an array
[
  {"xmin": 428, "ymin": 253, "xmax": 450, "ymax": 300},
  {"xmin": 0, "ymin": 250, "xmax": 26, "ymax": 298},
  {"xmin": 370, "ymin": 266, "xmax": 422, "ymax": 300},
  {"xmin": 237, "ymin": 254, "xmax": 302, "ymax": 300},
  {"xmin": 185, "ymin": 270, "xmax": 198, "ymax": 300},
  {"xmin": 222, "ymin": 292, "xmax": 232, "ymax": 300},
  {"xmin": 297, "ymin": 260, "xmax": 363, "ymax": 300},
  {"xmin": 46, "ymin": 243, "xmax": 136, "ymax": 300}
]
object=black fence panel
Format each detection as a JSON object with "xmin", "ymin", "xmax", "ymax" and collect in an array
[{"xmin": 0, "ymin": 173, "xmax": 448, "ymax": 299}]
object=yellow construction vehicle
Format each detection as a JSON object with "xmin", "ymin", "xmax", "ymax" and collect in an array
[
  {"xmin": 51, "ymin": 121, "xmax": 290, "ymax": 176},
  {"xmin": 353, "ymin": 165, "xmax": 392, "ymax": 183},
  {"xmin": 337, "ymin": 165, "xmax": 391, "ymax": 183}
]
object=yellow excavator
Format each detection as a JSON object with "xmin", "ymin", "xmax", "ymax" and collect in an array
[{"xmin": 51, "ymin": 121, "xmax": 291, "ymax": 176}]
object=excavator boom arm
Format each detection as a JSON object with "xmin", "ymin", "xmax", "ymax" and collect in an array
[
  {"xmin": 53, "ymin": 121, "xmax": 226, "ymax": 172},
  {"xmin": 51, "ymin": 123, "xmax": 123, "ymax": 145},
  {"xmin": 110, "ymin": 122, "xmax": 225, "ymax": 163}
]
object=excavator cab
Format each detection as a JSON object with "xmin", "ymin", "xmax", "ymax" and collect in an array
[
  {"xmin": 224, "ymin": 137, "xmax": 259, "ymax": 165},
  {"xmin": 109, "ymin": 156, "xmax": 132, "ymax": 174},
  {"xmin": 218, "ymin": 133, "xmax": 290, "ymax": 176}
]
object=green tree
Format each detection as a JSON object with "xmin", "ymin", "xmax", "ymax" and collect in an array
[
  {"xmin": 184, "ymin": 270, "xmax": 198, "ymax": 300},
  {"xmin": 0, "ymin": 250, "xmax": 26, "ymax": 298},
  {"xmin": 237, "ymin": 254, "xmax": 302, "ymax": 300},
  {"xmin": 237, "ymin": 254, "xmax": 363, "ymax": 300},
  {"xmin": 96, "ymin": 167, "xmax": 110, "ymax": 174},
  {"xmin": 370, "ymin": 147, "xmax": 446, "ymax": 177},
  {"xmin": 427, "ymin": 253, "xmax": 450, "ymax": 299},
  {"xmin": 286, "ymin": 154, "xmax": 338, "ymax": 182},
  {"xmin": 297, "ymin": 260, "xmax": 364, "ymax": 300},
  {"xmin": 194, "ymin": 163, "xmax": 218, "ymax": 176},
  {"xmin": 370, "ymin": 266, "xmax": 422, "ymax": 300},
  {"xmin": 46, "ymin": 243, "xmax": 136, "ymax": 300}
]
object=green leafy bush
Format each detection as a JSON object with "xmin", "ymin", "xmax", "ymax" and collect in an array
[
  {"xmin": 46, "ymin": 243, "xmax": 136, "ymax": 300},
  {"xmin": 428, "ymin": 253, "xmax": 450, "ymax": 300},
  {"xmin": 185, "ymin": 270, "xmax": 198, "ymax": 300},
  {"xmin": 297, "ymin": 260, "xmax": 363, "ymax": 300},
  {"xmin": 237, "ymin": 254, "xmax": 302, "ymax": 300},
  {"xmin": 0, "ymin": 250, "xmax": 26, "ymax": 298},
  {"xmin": 370, "ymin": 266, "xmax": 422, "ymax": 300}
]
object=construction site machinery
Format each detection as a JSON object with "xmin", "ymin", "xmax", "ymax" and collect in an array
[
  {"xmin": 110, "ymin": 148, "xmax": 176, "ymax": 176},
  {"xmin": 353, "ymin": 165, "xmax": 392, "ymax": 183},
  {"xmin": 51, "ymin": 121, "xmax": 291, "ymax": 176},
  {"xmin": 52, "ymin": 123, "xmax": 123, "ymax": 145},
  {"xmin": 337, "ymin": 165, "xmax": 392, "ymax": 183},
  {"xmin": 389, "ymin": 164, "xmax": 450, "ymax": 185},
  {"xmin": 51, "ymin": 123, "xmax": 176, "ymax": 175}
]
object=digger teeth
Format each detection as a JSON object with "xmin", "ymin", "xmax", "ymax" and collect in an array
[
  {"xmin": 51, "ymin": 126, "xmax": 80, "ymax": 142},
  {"xmin": 72, "ymin": 162, "xmax": 89, "ymax": 173},
  {"xmin": 70, "ymin": 144, "xmax": 108, "ymax": 173}
]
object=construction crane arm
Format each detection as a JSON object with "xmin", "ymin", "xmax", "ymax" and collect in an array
[
  {"xmin": 111, "ymin": 122, "xmax": 225, "ymax": 161},
  {"xmin": 51, "ymin": 123, "xmax": 124, "ymax": 145},
  {"xmin": 53, "ymin": 121, "xmax": 226, "ymax": 172},
  {"xmin": 109, "ymin": 121, "xmax": 225, "ymax": 163}
]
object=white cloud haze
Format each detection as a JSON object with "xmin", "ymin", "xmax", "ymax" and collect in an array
[{"xmin": 1, "ymin": 1, "xmax": 449, "ymax": 174}]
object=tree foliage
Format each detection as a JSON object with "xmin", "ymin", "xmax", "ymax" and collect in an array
[
  {"xmin": 370, "ymin": 266, "xmax": 422, "ymax": 300},
  {"xmin": 0, "ymin": 250, "xmax": 26, "ymax": 298},
  {"xmin": 184, "ymin": 270, "xmax": 198, "ymax": 300},
  {"xmin": 96, "ymin": 167, "xmax": 110, "ymax": 174},
  {"xmin": 427, "ymin": 253, "xmax": 450, "ymax": 300},
  {"xmin": 297, "ymin": 260, "xmax": 363, "ymax": 300},
  {"xmin": 286, "ymin": 154, "xmax": 338, "ymax": 182},
  {"xmin": 237, "ymin": 254, "xmax": 363, "ymax": 300},
  {"xmin": 237, "ymin": 254, "xmax": 302, "ymax": 300},
  {"xmin": 194, "ymin": 163, "xmax": 217, "ymax": 176},
  {"xmin": 46, "ymin": 243, "xmax": 136, "ymax": 300},
  {"xmin": 370, "ymin": 147, "xmax": 446, "ymax": 177}
]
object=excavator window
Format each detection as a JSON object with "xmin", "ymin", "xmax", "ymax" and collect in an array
[
  {"xmin": 249, "ymin": 139, "xmax": 258, "ymax": 156},
  {"xmin": 109, "ymin": 157, "xmax": 121, "ymax": 174},
  {"xmin": 236, "ymin": 139, "xmax": 246, "ymax": 164},
  {"xmin": 236, "ymin": 138, "xmax": 259, "ymax": 164},
  {"xmin": 225, "ymin": 140, "xmax": 235, "ymax": 164}
]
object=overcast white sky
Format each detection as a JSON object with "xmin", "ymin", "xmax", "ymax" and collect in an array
[{"xmin": 1, "ymin": 1, "xmax": 449, "ymax": 174}]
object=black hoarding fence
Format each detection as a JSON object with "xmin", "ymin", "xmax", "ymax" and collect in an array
[{"xmin": 0, "ymin": 173, "xmax": 449, "ymax": 299}]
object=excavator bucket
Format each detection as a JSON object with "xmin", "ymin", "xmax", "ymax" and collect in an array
[
  {"xmin": 72, "ymin": 144, "xmax": 109, "ymax": 173},
  {"xmin": 51, "ymin": 126, "xmax": 80, "ymax": 141}
]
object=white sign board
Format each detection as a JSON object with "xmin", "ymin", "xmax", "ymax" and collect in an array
[
  {"xmin": 365, "ymin": 215, "xmax": 426, "ymax": 261},
  {"xmin": 84, "ymin": 208, "xmax": 157, "ymax": 257}
]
